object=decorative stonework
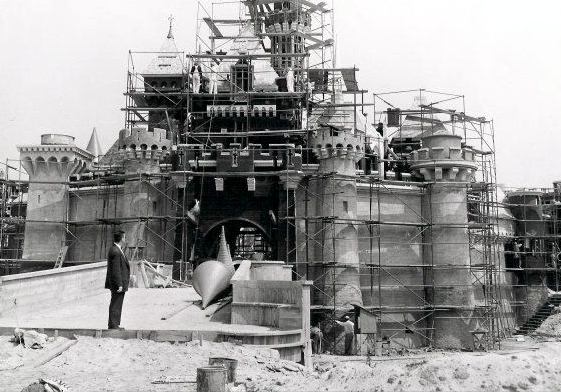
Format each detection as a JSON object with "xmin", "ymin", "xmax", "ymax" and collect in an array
[
  {"xmin": 311, "ymin": 128, "xmax": 365, "ymax": 163},
  {"xmin": 410, "ymin": 134, "xmax": 477, "ymax": 182}
]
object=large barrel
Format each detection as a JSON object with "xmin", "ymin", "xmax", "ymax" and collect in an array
[
  {"xmin": 197, "ymin": 366, "xmax": 227, "ymax": 392},
  {"xmin": 209, "ymin": 357, "xmax": 238, "ymax": 383}
]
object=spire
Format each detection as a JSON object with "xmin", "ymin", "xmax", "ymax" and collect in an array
[
  {"xmin": 217, "ymin": 226, "xmax": 234, "ymax": 271},
  {"xmin": 167, "ymin": 14, "xmax": 174, "ymax": 39},
  {"xmin": 86, "ymin": 127, "xmax": 103, "ymax": 162},
  {"xmin": 142, "ymin": 16, "xmax": 183, "ymax": 75}
]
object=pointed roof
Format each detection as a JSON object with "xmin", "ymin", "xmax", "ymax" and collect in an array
[
  {"xmin": 217, "ymin": 226, "xmax": 235, "ymax": 271},
  {"xmin": 86, "ymin": 128, "xmax": 103, "ymax": 160},
  {"xmin": 142, "ymin": 20, "xmax": 184, "ymax": 76}
]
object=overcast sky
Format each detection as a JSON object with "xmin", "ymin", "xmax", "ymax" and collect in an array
[{"xmin": 1, "ymin": 0, "xmax": 560, "ymax": 187}]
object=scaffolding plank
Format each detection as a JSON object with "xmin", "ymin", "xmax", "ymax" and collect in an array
[{"xmin": 203, "ymin": 18, "xmax": 223, "ymax": 38}]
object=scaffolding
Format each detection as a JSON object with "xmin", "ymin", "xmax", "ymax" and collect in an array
[{"xmin": 2, "ymin": 0, "xmax": 561, "ymax": 354}]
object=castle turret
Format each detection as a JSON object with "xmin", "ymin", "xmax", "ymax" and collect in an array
[
  {"xmin": 410, "ymin": 133, "xmax": 478, "ymax": 348},
  {"xmin": 118, "ymin": 128, "xmax": 172, "ymax": 260},
  {"xmin": 311, "ymin": 96, "xmax": 366, "ymax": 311},
  {"xmin": 18, "ymin": 134, "xmax": 93, "ymax": 260}
]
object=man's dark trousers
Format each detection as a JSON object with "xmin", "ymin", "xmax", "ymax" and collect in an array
[{"xmin": 108, "ymin": 291, "xmax": 125, "ymax": 329}]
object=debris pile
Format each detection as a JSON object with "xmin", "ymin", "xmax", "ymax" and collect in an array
[
  {"xmin": 535, "ymin": 309, "xmax": 561, "ymax": 336},
  {"xmin": 13, "ymin": 329, "xmax": 50, "ymax": 349},
  {"xmin": 20, "ymin": 378, "xmax": 68, "ymax": 392}
]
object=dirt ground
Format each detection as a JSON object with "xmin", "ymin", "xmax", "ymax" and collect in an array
[{"xmin": 2, "ymin": 334, "xmax": 561, "ymax": 392}]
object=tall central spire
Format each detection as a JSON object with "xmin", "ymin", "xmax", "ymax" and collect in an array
[{"xmin": 167, "ymin": 14, "xmax": 174, "ymax": 39}]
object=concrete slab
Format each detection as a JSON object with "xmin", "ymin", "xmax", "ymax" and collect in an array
[{"xmin": 0, "ymin": 288, "xmax": 276, "ymax": 334}]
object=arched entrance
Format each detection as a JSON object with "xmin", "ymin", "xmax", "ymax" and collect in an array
[{"xmin": 200, "ymin": 219, "xmax": 273, "ymax": 262}]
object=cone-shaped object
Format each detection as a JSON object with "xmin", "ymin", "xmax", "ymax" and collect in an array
[
  {"xmin": 217, "ymin": 226, "xmax": 234, "ymax": 271},
  {"xmin": 86, "ymin": 128, "xmax": 103, "ymax": 162},
  {"xmin": 192, "ymin": 260, "xmax": 234, "ymax": 309}
]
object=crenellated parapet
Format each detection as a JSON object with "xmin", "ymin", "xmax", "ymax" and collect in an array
[
  {"xmin": 18, "ymin": 134, "xmax": 94, "ymax": 180},
  {"xmin": 311, "ymin": 128, "xmax": 365, "ymax": 163},
  {"xmin": 118, "ymin": 128, "xmax": 172, "ymax": 174},
  {"xmin": 410, "ymin": 134, "xmax": 477, "ymax": 182},
  {"xmin": 119, "ymin": 127, "xmax": 172, "ymax": 152}
]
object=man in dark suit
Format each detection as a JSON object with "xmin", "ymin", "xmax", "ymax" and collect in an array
[{"xmin": 105, "ymin": 230, "xmax": 130, "ymax": 330}]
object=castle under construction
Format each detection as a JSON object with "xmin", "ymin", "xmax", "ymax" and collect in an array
[{"xmin": 2, "ymin": 0, "xmax": 561, "ymax": 351}]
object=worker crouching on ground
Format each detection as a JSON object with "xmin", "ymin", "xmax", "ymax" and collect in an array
[
  {"xmin": 310, "ymin": 322, "xmax": 323, "ymax": 354},
  {"xmin": 105, "ymin": 230, "xmax": 131, "ymax": 330}
]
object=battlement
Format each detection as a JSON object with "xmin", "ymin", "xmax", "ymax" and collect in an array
[
  {"xmin": 119, "ymin": 127, "xmax": 172, "ymax": 151},
  {"xmin": 175, "ymin": 143, "xmax": 303, "ymax": 172},
  {"xmin": 410, "ymin": 134, "xmax": 477, "ymax": 182},
  {"xmin": 311, "ymin": 128, "xmax": 365, "ymax": 162}
]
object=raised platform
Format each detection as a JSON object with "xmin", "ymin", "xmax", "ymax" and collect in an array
[{"xmin": 0, "ymin": 287, "xmax": 304, "ymax": 361}]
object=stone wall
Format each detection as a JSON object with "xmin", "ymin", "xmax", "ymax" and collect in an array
[{"xmin": 0, "ymin": 262, "xmax": 106, "ymax": 317}]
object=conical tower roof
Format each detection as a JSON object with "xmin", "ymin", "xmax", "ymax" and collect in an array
[
  {"xmin": 86, "ymin": 128, "xmax": 103, "ymax": 161},
  {"xmin": 143, "ymin": 19, "xmax": 184, "ymax": 75},
  {"xmin": 217, "ymin": 226, "xmax": 234, "ymax": 271}
]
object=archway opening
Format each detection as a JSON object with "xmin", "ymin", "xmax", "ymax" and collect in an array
[{"xmin": 201, "ymin": 219, "xmax": 272, "ymax": 262}]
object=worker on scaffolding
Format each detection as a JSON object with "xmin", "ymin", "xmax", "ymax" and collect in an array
[
  {"xmin": 208, "ymin": 61, "xmax": 220, "ymax": 95},
  {"xmin": 285, "ymin": 66, "xmax": 295, "ymax": 93},
  {"xmin": 190, "ymin": 62, "xmax": 203, "ymax": 93}
]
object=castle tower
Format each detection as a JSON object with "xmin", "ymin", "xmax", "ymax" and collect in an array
[
  {"xmin": 139, "ymin": 20, "xmax": 184, "ymax": 140},
  {"xmin": 410, "ymin": 133, "xmax": 478, "ymax": 348},
  {"xmin": 18, "ymin": 134, "xmax": 93, "ymax": 260},
  {"xmin": 311, "ymin": 93, "xmax": 366, "ymax": 311},
  {"xmin": 119, "ymin": 128, "xmax": 172, "ymax": 260}
]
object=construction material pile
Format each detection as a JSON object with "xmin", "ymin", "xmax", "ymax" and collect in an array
[{"xmin": 535, "ymin": 306, "xmax": 561, "ymax": 336}]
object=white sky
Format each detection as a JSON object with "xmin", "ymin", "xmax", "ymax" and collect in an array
[{"xmin": 0, "ymin": 0, "xmax": 560, "ymax": 187}]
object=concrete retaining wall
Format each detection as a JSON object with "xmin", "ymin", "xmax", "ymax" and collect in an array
[{"xmin": 0, "ymin": 262, "xmax": 106, "ymax": 317}]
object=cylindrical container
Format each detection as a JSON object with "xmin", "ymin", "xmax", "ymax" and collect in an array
[
  {"xmin": 209, "ymin": 357, "xmax": 238, "ymax": 384},
  {"xmin": 197, "ymin": 366, "xmax": 227, "ymax": 392}
]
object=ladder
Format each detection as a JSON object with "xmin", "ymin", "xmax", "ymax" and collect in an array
[{"xmin": 53, "ymin": 246, "xmax": 69, "ymax": 269}]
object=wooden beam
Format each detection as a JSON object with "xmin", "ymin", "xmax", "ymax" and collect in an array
[
  {"xmin": 203, "ymin": 18, "xmax": 223, "ymax": 38},
  {"xmin": 307, "ymin": 1, "xmax": 327, "ymax": 13},
  {"xmin": 306, "ymin": 38, "xmax": 334, "ymax": 51},
  {"xmin": 131, "ymin": 109, "xmax": 147, "ymax": 122}
]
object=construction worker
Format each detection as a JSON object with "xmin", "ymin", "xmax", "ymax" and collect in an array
[
  {"xmin": 190, "ymin": 62, "xmax": 202, "ymax": 93},
  {"xmin": 310, "ymin": 322, "xmax": 323, "ymax": 354},
  {"xmin": 336, "ymin": 315, "xmax": 355, "ymax": 355},
  {"xmin": 208, "ymin": 62, "xmax": 219, "ymax": 95},
  {"xmin": 286, "ymin": 66, "xmax": 295, "ymax": 93}
]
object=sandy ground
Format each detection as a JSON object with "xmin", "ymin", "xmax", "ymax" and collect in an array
[{"xmin": 2, "ymin": 335, "xmax": 561, "ymax": 392}]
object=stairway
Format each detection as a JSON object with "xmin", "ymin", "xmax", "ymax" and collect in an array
[{"xmin": 517, "ymin": 293, "xmax": 561, "ymax": 334}]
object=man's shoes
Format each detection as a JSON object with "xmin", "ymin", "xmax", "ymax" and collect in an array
[{"xmin": 108, "ymin": 326, "xmax": 125, "ymax": 330}]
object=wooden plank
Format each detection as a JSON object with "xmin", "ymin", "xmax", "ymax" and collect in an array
[
  {"xmin": 307, "ymin": 38, "xmax": 334, "ymax": 51},
  {"xmin": 161, "ymin": 302, "xmax": 196, "ymax": 320},
  {"xmin": 203, "ymin": 18, "xmax": 223, "ymax": 38},
  {"xmin": 27, "ymin": 339, "xmax": 78, "ymax": 368},
  {"xmin": 301, "ymin": 281, "xmax": 312, "ymax": 367}
]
